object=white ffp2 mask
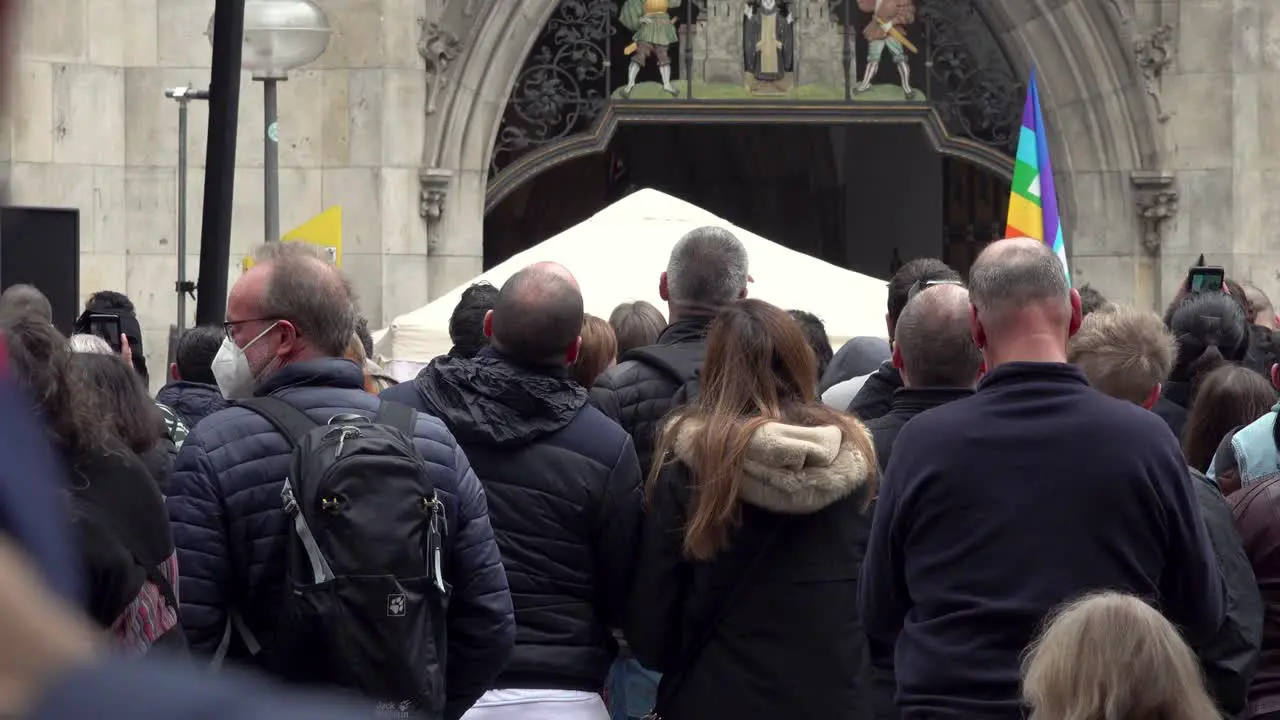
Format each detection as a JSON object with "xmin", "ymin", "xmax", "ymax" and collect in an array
[{"xmin": 211, "ymin": 322, "xmax": 278, "ymax": 400}]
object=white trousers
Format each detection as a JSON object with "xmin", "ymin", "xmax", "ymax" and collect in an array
[{"xmin": 461, "ymin": 689, "xmax": 609, "ymax": 720}]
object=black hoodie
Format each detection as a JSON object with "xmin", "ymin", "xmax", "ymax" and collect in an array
[
  {"xmin": 847, "ymin": 361, "xmax": 905, "ymax": 421},
  {"xmin": 379, "ymin": 348, "xmax": 644, "ymax": 693}
]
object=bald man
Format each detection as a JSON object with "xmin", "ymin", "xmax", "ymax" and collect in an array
[
  {"xmin": 383, "ymin": 263, "xmax": 643, "ymax": 720},
  {"xmin": 167, "ymin": 243, "xmax": 515, "ymax": 716},
  {"xmin": 860, "ymin": 238, "xmax": 1224, "ymax": 720},
  {"xmin": 864, "ymin": 282, "xmax": 979, "ymax": 474}
]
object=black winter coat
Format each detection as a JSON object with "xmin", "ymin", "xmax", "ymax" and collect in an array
[
  {"xmin": 382, "ymin": 349, "xmax": 644, "ymax": 692},
  {"xmin": 590, "ymin": 318, "xmax": 711, "ymax": 476},
  {"xmin": 629, "ymin": 421, "xmax": 876, "ymax": 720},
  {"xmin": 847, "ymin": 362, "xmax": 904, "ymax": 422},
  {"xmin": 1190, "ymin": 468, "xmax": 1263, "ymax": 717},
  {"xmin": 1153, "ymin": 379, "xmax": 1192, "ymax": 442}
]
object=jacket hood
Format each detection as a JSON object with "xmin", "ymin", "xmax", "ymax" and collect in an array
[
  {"xmin": 672, "ymin": 421, "xmax": 874, "ymax": 514},
  {"xmin": 416, "ymin": 352, "xmax": 588, "ymax": 447},
  {"xmin": 821, "ymin": 337, "xmax": 891, "ymax": 392},
  {"xmin": 155, "ymin": 380, "xmax": 230, "ymax": 427}
]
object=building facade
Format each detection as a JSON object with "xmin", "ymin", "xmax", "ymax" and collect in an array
[{"xmin": 1, "ymin": 0, "xmax": 1270, "ymax": 381}]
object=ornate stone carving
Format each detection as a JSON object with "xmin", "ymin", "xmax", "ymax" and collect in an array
[
  {"xmin": 1131, "ymin": 171, "xmax": 1178, "ymax": 254},
  {"xmin": 1135, "ymin": 24, "xmax": 1174, "ymax": 123},
  {"xmin": 419, "ymin": 19, "xmax": 463, "ymax": 115},
  {"xmin": 420, "ymin": 168, "xmax": 453, "ymax": 254}
]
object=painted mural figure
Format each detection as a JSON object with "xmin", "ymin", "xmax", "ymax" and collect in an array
[
  {"xmin": 742, "ymin": 0, "xmax": 795, "ymax": 83},
  {"xmin": 620, "ymin": 0, "xmax": 683, "ymax": 97},
  {"xmin": 855, "ymin": 0, "xmax": 918, "ymax": 97}
]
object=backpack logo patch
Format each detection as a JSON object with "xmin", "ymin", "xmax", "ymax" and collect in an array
[{"xmin": 387, "ymin": 593, "xmax": 406, "ymax": 617}]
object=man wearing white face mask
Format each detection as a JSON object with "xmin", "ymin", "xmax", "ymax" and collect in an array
[{"xmin": 166, "ymin": 242, "xmax": 516, "ymax": 719}]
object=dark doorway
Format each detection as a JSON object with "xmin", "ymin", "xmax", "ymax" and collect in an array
[{"xmin": 484, "ymin": 123, "xmax": 1009, "ymax": 279}]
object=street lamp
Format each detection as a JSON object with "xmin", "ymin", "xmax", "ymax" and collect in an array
[
  {"xmin": 208, "ymin": 0, "xmax": 330, "ymax": 244},
  {"xmin": 164, "ymin": 85, "xmax": 209, "ymax": 333}
]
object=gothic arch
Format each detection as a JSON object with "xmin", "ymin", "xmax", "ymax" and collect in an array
[{"xmin": 426, "ymin": 0, "xmax": 1165, "ymax": 299}]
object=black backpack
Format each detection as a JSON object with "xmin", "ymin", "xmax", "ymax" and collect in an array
[
  {"xmin": 238, "ymin": 397, "xmax": 451, "ymax": 718},
  {"xmin": 623, "ymin": 344, "xmax": 704, "ymax": 407}
]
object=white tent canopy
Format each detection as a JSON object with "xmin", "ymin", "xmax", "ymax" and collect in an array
[{"xmin": 375, "ymin": 189, "xmax": 887, "ymax": 375}]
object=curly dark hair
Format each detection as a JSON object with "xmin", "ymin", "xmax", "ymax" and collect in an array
[
  {"xmin": 3, "ymin": 317, "xmax": 111, "ymax": 462},
  {"xmin": 449, "ymin": 282, "xmax": 500, "ymax": 359},
  {"xmin": 69, "ymin": 352, "xmax": 162, "ymax": 455},
  {"xmin": 787, "ymin": 309, "xmax": 834, "ymax": 383}
]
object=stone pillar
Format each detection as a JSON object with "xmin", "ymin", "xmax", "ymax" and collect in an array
[{"xmin": 419, "ymin": 0, "xmax": 513, "ymax": 303}]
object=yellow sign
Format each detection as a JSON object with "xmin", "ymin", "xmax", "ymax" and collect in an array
[{"xmin": 241, "ymin": 206, "xmax": 343, "ymax": 271}]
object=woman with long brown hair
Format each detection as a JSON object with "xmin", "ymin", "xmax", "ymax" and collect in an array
[
  {"xmin": 1183, "ymin": 364, "xmax": 1276, "ymax": 484},
  {"xmin": 627, "ymin": 299, "xmax": 877, "ymax": 720},
  {"xmin": 2, "ymin": 317, "xmax": 182, "ymax": 656}
]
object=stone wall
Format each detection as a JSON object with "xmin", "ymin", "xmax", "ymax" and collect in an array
[
  {"xmin": 1148, "ymin": 0, "xmax": 1280, "ymax": 307},
  {"xmin": 10, "ymin": 0, "xmax": 1274, "ymax": 388},
  {"xmin": 5, "ymin": 0, "xmax": 436, "ymax": 391}
]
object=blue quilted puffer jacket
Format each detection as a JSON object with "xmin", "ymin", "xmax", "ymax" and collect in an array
[{"xmin": 166, "ymin": 358, "xmax": 515, "ymax": 718}]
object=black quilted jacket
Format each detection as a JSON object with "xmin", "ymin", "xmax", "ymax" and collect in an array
[
  {"xmin": 589, "ymin": 318, "xmax": 712, "ymax": 477},
  {"xmin": 387, "ymin": 348, "xmax": 643, "ymax": 692}
]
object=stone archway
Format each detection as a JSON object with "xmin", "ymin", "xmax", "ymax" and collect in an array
[{"xmin": 420, "ymin": 0, "xmax": 1174, "ymax": 308}]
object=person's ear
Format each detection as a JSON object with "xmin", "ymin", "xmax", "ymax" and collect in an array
[
  {"xmin": 885, "ymin": 311, "xmax": 893, "ymax": 342},
  {"xmin": 1271, "ymin": 363, "xmax": 1280, "ymax": 392},
  {"xmin": 169, "ymin": 362, "xmax": 180, "ymax": 382},
  {"xmin": 565, "ymin": 336, "xmax": 582, "ymax": 365},
  {"xmin": 891, "ymin": 343, "xmax": 904, "ymax": 372},
  {"xmin": 1068, "ymin": 288, "xmax": 1083, "ymax": 338},
  {"xmin": 658, "ymin": 272, "xmax": 670, "ymax": 302},
  {"xmin": 969, "ymin": 305, "xmax": 986, "ymax": 350},
  {"xmin": 483, "ymin": 310, "xmax": 494, "ymax": 339},
  {"xmin": 1142, "ymin": 384, "xmax": 1161, "ymax": 410},
  {"xmin": 272, "ymin": 321, "xmax": 302, "ymax": 359}
]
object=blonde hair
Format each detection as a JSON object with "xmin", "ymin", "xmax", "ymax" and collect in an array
[
  {"xmin": 1068, "ymin": 307, "xmax": 1176, "ymax": 405},
  {"xmin": 1022, "ymin": 592, "xmax": 1219, "ymax": 720}
]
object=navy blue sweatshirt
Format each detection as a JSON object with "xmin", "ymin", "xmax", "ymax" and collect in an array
[{"xmin": 859, "ymin": 362, "xmax": 1225, "ymax": 720}]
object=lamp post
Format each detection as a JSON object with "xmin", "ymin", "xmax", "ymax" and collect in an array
[
  {"xmin": 208, "ymin": 0, "xmax": 330, "ymax": 244},
  {"xmin": 164, "ymin": 85, "xmax": 209, "ymax": 334}
]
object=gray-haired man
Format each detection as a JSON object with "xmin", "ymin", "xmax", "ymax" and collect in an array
[{"xmin": 590, "ymin": 225, "xmax": 749, "ymax": 476}]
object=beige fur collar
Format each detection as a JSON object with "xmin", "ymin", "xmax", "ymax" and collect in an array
[{"xmin": 672, "ymin": 421, "xmax": 874, "ymax": 514}]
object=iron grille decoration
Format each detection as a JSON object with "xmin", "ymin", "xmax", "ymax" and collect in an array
[
  {"xmin": 489, "ymin": 0, "xmax": 616, "ymax": 177},
  {"xmin": 919, "ymin": 0, "xmax": 1023, "ymax": 155},
  {"xmin": 489, "ymin": 0, "xmax": 1023, "ymax": 180}
]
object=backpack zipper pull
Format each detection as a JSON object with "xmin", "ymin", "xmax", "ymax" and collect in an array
[
  {"xmin": 334, "ymin": 426, "xmax": 360, "ymax": 458},
  {"xmin": 427, "ymin": 495, "xmax": 447, "ymax": 594}
]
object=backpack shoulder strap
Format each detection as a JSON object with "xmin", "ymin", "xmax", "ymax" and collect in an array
[
  {"xmin": 622, "ymin": 344, "xmax": 702, "ymax": 387},
  {"xmin": 237, "ymin": 396, "xmax": 319, "ymax": 448},
  {"xmin": 374, "ymin": 399, "xmax": 417, "ymax": 436}
]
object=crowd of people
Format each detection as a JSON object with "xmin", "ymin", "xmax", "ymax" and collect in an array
[{"xmin": 1, "ymin": 229, "xmax": 1279, "ymax": 720}]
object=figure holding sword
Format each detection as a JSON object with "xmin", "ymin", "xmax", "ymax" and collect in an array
[{"xmin": 855, "ymin": 0, "xmax": 919, "ymax": 98}]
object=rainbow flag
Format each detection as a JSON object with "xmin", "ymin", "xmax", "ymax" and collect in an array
[{"xmin": 1006, "ymin": 68, "xmax": 1069, "ymax": 282}]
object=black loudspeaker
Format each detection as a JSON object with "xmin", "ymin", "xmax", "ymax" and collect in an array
[{"xmin": 0, "ymin": 207, "xmax": 81, "ymax": 336}]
